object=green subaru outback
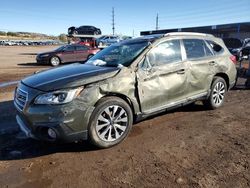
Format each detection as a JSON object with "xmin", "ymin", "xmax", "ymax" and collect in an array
[{"xmin": 14, "ymin": 32, "xmax": 237, "ymax": 148}]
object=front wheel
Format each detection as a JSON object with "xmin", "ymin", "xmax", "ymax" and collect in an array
[
  {"xmin": 204, "ymin": 77, "xmax": 227, "ymax": 109},
  {"xmin": 50, "ymin": 56, "xmax": 60, "ymax": 67},
  {"xmin": 88, "ymin": 97, "xmax": 133, "ymax": 148}
]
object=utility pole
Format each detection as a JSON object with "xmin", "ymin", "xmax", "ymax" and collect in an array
[
  {"xmin": 156, "ymin": 13, "xmax": 159, "ymax": 30},
  {"xmin": 112, "ymin": 7, "xmax": 115, "ymax": 36}
]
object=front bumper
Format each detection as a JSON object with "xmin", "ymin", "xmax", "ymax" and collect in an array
[
  {"xmin": 16, "ymin": 114, "xmax": 36, "ymax": 139},
  {"xmin": 36, "ymin": 56, "xmax": 50, "ymax": 64},
  {"xmin": 14, "ymin": 83, "xmax": 94, "ymax": 142},
  {"xmin": 16, "ymin": 113, "xmax": 88, "ymax": 142}
]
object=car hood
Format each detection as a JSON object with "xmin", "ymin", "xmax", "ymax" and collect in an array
[
  {"xmin": 38, "ymin": 51, "xmax": 56, "ymax": 56},
  {"xmin": 22, "ymin": 63, "xmax": 120, "ymax": 91}
]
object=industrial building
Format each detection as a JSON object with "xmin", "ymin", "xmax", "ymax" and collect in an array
[{"xmin": 141, "ymin": 22, "xmax": 250, "ymax": 40}]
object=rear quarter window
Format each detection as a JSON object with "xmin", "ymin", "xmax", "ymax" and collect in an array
[{"xmin": 206, "ymin": 40, "xmax": 224, "ymax": 55}]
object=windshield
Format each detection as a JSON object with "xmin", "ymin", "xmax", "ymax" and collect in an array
[
  {"xmin": 86, "ymin": 41, "xmax": 149, "ymax": 67},
  {"xmin": 55, "ymin": 45, "xmax": 66, "ymax": 51}
]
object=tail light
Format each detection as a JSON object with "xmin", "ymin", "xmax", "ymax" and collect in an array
[{"xmin": 230, "ymin": 55, "xmax": 237, "ymax": 65}]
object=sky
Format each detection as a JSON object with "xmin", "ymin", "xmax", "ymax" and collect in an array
[{"xmin": 0, "ymin": 0, "xmax": 249, "ymax": 36}]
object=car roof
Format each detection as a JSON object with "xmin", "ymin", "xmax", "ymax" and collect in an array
[
  {"xmin": 64, "ymin": 44, "xmax": 90, "ymax": 48},
  {"xmin": 120, "ymin": 34, "xmax": 164, "ymax": 45},
  {"xmin": 123, "ymin": 32, "xmax": 215, "ymax": 45},
  {"xmin": 78, "ymin": 25, "xmax": 96, "ymax": 28}
]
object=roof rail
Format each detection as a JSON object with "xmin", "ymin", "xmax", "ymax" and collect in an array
[{"xmin": 164, "ymin": 32, "xmax": 214, "ymax": 37}]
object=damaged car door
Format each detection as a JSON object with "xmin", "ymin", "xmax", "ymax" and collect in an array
[
  {"xmin": 183, "ymin": 39, "xmax": 216, "ymax": 97},
  {"xmin": 136, "ymin": 39, "xmax": 188, "ymax": 114}
]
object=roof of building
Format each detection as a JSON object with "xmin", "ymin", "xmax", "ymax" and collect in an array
[{"xmin": 141, "ymin": 22, "xmax": 250, "ymax": 36}]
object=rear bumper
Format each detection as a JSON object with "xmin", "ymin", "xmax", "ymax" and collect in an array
[{"xmin": 229, "ymin": 80, "xmax": 236, "ymax": 90}]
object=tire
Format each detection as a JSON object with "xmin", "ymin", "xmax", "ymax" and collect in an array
[
  {"xmin": 50, "ymin": 56, "xmax": 60, "ymax": 67},
  {"xmin": 233, "ymin": 71, "xmax": 238, "ymax": 88},
  {"xmin": 204, "ymin": 76, "xmax": 227, "ymax": 109},
  {"xmin": 87, "ymin": 54, "xmax": 94, "ymax": 60},
  {"xmin": 88, "ymin": 97, "xmax": 133, "ymax": 148}
]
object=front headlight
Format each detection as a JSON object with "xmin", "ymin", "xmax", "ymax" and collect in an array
[{"xmin": 34, "ymin": 87, "xmax": 84, "ymax": 105}]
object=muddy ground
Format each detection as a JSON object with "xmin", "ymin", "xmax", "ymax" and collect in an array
[{"xmin": 0, "ymin": 46, "xmax": 249, "ymax": 188}]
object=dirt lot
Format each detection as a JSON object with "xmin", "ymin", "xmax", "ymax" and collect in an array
[{"xmin": 0, "ymin": 46, "xmax": 249, "ymax": 188}]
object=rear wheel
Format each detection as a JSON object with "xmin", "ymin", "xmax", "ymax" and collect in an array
[
  {"xmin": 50, "ymin": 56, "xmax": 60, "ymax": 67},
  {"xmin": 204, "ymin": 76, "xmax": 227, "ymax": 109},
  {"xmin": 88, "ymin": 97, "xmax": 133, "ymax": 148},
  {"xmin": 87, "ymin": 54, "xmax": 94, "ymax": 60}
]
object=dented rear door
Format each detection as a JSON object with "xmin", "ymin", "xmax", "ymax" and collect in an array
[{"xmin": 183, "ymin": 39, "xmax": 215, "ymax": 97}]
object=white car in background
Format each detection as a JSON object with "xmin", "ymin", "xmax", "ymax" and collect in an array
[{"xmin": 98, "ymin": 35, "xmax": 122, "ymax": 46}]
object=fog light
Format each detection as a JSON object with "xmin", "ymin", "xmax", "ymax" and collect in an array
[{"xmin": 48, "ymin": 128, "xmax": 57, "ymax": 139}]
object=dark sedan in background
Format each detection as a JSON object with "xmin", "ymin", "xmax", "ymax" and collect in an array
[
  {"xmin": 68, "ymin": 25, "xmax": 102, "ymax": 35},
  {"xmin": 36, "ymin": 44, "xmax": 100, "ymax": 66}
]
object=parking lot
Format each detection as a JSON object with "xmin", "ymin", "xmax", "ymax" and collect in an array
[{"xmin": 0, "ymin": 45, "xmax": 249, "ymax": 187}]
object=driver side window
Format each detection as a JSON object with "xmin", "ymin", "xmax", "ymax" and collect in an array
[
  {"xmin": 64, "ymin": 46, "xmax": 75, "ymax": 51},
  {"xmin": 147, "ymin": 40, "xmax": 182, "ymax": 66}
]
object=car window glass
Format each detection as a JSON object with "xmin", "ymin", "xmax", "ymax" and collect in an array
[
  {"xmin": 147, "ymin": 40, "xmax": 182, "ymax": 66},
  {"xmin": 204, "ymin": 41, "xmax": 213, "ymax": 56},
  {"xmin": 183, "ymin": 39, "xmax": 205, "ymax": 59},
  {"xmin": 76, "ymin": 46, "xmax": 89, "ymax": 51},
  {"xmin": 206, "ymin": 40, "xmax": 223, "ymax": 54},
  {"xmin": 64, "ymin": 46, "xmax": 75, "ymax": 51}
]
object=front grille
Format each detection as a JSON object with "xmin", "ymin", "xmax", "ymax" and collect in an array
[{"xmin": 14, "ymin": 88, "xmax": 28, "ymax": 111}]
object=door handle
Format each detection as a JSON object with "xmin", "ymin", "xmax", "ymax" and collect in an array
[
  {"xmin": 209, "ymin": 61, "xmax": 216, "ymax": 65},
  {"xmin": 177, "ymin": 69, "xmax": 185, "ymax": 74}
]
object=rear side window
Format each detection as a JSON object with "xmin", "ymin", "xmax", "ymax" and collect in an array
[
  {"xmin": 76, "ymin": 45, "xmax": 89, "ymax": 51},
  {"xmin": 183, "ymin": 39, "xmax": 206, "ymax": 59},
  {"xmin": 148, "ymin": 40, "xmax": 182, "ymax": 66}
]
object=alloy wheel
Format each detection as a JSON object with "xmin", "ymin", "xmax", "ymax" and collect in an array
[
  {"xmin": 51, "ymin": 57, "xmax": 60, "ymax": 66},
  {"xmin": 212, "ymin": 81, "xmax": 225, "ymax": 105},
  {"xmin": 95, "ymin": 105, "xmax": 128, "ymax": 142}
]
